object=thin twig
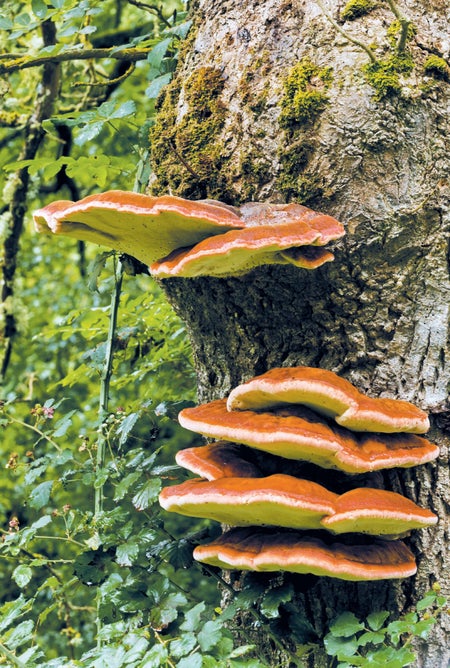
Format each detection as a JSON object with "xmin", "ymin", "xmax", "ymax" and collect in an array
[
  {"xmin": 385, "ymin": 0, "xmax": 411, "ymax": 52},
  {"xmin": 126, "ymin": 0, "xmax": 172, "ymax": 28},
  {"xmin": 316, "ymin": 0, "xmax": 378, "ymax": 63}
]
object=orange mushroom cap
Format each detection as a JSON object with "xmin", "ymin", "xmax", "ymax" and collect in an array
[
  {"xmin": 227, "ymin": 367, "xmax": 430, "ymax": 434},
  {"xmin": 193, "ymin": 527, "xmax": 417, "ymax": 580},
  {"xmin": 320, "ymin": 487, "xmax": 438, "ymax": 536},
  {"xmin": 175, "ymin": 441, "xmax": 263, "ymax": 480},
  {"xmin": 33, "ymin": 191, "xmax": 244, "ymax": 265},
  {"xmin": 178, "ymin": 399, "xmax": 439, "ymax": 473},
  {"xmin": 34, "ymin": 192, "xmax": 345, "ymax": 277},
  {"xmin": 149, "ymin": 222, "xmax": 336, "ymax": 278},
  {"xmin": 159, "ymin": 474, "xmax": 338, "ymax": 529}
]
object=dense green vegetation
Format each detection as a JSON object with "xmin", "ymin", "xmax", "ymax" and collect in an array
[{"xmin": 0, "ymin": 2, "xmax": 446, "ymax": 666}]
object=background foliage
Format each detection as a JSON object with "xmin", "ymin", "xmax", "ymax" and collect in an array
[{"xmin": 0, "ymin": 1, "xmax": 446, "ymax": 666}]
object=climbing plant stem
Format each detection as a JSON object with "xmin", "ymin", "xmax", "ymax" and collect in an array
[{"xmin": 316, "ymin": 0, "xmax": 377, "ymax": 63}]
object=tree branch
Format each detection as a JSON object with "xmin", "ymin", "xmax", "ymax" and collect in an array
[{"xmin": 0, "ymin": 46, "xmax": 150, "ymax": 75}]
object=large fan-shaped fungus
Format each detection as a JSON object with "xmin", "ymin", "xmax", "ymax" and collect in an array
[
  {"xmin": 178, "ymin": 399, "xmax": 439, "ymax": 473},
  {"xmin": 160, "ymin": 475, "xmax": 436, "ymax": 536},
  {"xmin": 34, "ymin": 191, "xmax": 345, "ymax": 277},
  {"xmin": 193, "ymin": 527, "xmax": 417, "ymax": 581},
  {"xmin": 227, "ymin": 367, "xmax": 430, "ymax": 434},
  {"xmin": 175, "ymin": 441, "xmax": 263, "ymax": 480},
  {"xmin": 159, "ymin": 474, "xmax": 338, "ymax": 529}
]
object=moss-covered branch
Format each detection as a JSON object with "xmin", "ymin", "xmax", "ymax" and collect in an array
[{"xmin": 0, "ymin": 46, "xmax": 150, "ymax": 75}]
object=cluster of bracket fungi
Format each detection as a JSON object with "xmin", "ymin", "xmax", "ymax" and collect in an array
[
  {"xmin": 34, "ymin": 191, "xmax": 440, "ymax": 581},
  {"xmin": 161, "ymin": 366, "xmax": 439, "ymax": 581}
]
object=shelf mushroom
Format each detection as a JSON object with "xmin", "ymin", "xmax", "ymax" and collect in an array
[
  {"xmin": 178, "ymin": 399, "xmax": 439, "ymax": 473},
  {"xmin": 227, "ymin": 367, "xmax": 430, "ymax": 434},
  {"xmin": 33, "ymin": 191, "xmax": 345, "ymax": 278},
  {"xmin": 193, "ymin": 527, "xmax": 418, "ymax": 581},
  {"xmin": 175, "ymin": 441, "xmax": 263, "ymax": 480},
  {"xmin": 159, "ymin": 475, "xmax": 437, "ymax": 536}
]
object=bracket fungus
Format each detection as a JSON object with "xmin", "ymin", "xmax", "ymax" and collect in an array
[
  {"xmin": 160, "ymin": 475, "xmax": 436, "ymax": 536},
  {"xmin": 178, "ymin": 399, "xmax": 439, "ymax": 473},
  {"xmin": 33, "ymin": 191, "xmax": 345, "ymax": 278},
  {"xmin": 227, "ymin": 367, "xmax": 430, "ymax": 434},
  {"xmin": 163, "ymin": 366, "xmax": 439, "ymax": 580},
  {"xmin": 192, "ymin": 528, "xmax": 418, "ymax": 581}
]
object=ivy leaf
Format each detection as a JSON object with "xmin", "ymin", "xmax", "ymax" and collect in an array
[
  {"xmin": 260, "ymin": 582, "xmax": 294, "ymax": 619},
  {"xmin": 329, "ymin": 612, "xmax": 365, "ymax": 637},
  {"xmin": 12, "ymin": 565, "xmax": 33, "ymax": 589},
  {"xmin": 323, "ymin": 634, "xmax": 359, "ymax": 660},
  {"xmin": 28, "ymin": 480, "xmax": 53, "ymax": 510},
  {"xmin": 367, "ymin": 610, "xmax": 390, "ymax": 631}
]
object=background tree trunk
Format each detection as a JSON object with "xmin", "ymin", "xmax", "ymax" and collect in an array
[{"xmin": 149, "ymin": 1, "xmax": 450, "ymax": 665}]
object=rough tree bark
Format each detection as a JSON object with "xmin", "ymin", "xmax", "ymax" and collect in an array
[{"xmin": 148, "ymin": 1, "xmax": 450, "ymax": 665}]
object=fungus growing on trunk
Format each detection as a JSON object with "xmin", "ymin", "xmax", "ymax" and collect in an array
[
  {"xmin": 178, "ymin": 399, "xmax": 439, "ymax": 473},
  {"xmin": 227, "ymin": 366, "xmax": 430, "ymax": 434},
  {"xmin": 160, "ymin": 475, "xmax": 436, "ymax": 536},
  {"xmin": 33, "ymin": 191, "xmax": 344, "ymax": 277},
  {"xmin": 175, "ymin": 441, "xmax": 263, "ymax": 480},
  {"xmin": 159, "ymin": 474, "xmax": 339, "ymax": 529},
  {"xmin": 193, "ymin": 527, "xmax": 418, "ymax": 581}
]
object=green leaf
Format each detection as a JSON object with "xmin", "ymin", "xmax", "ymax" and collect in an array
[
  {"xmin": 116, "ymin": 411, "xmax": 140, "ymax": 447},
  {"xmin": 132, "ymin": 478, "xmax": 161, "ymax": 510},
  {"xmin": 260, "ymin": 582, "xmax": 294, "ymax": 618},
  {"xmin": 358, "ymin": 630, "xmax": 385, "ymax": 646},
  {"xmin": 0, "ymin": 596, "xmax": 31, "ymax": 633},
  {"xmin": 329, "ymin": 612, "xmax": 365, "ymax": 637},
  {"xmin": 178, "ymin": 653, "xmax": 203, "ymax": 668},
  {"xmin": 146, "ymin": 73, "xmax": 172, "ymax": 99},
  {"xmin": 324, "ymin": 634, "xmax": 359, "ymax": 660},
  {"xmin": 74, "ymin": 121, "xmax": 104, "ymax": 146},
  {"xmin": 367, "ymin": 610, "xmax": 390, "ymax": 631},
  {"xmin": 31, "ymin": 0, "xmax": 48, "ymax": 18},
  {"xmin": 147, "ymin": 37, "xmax": 172, "ymax": 69},
  {"xmin": 114, "ymin": 471, "xmax": 141, "ymax": 501},
  {"xmin": 4, "ymin": 619, "xmax": 34, "ymax": 649},
  {"xmin": 181, "ymin": 601, "xmax": 206, "ymax": 631},
  {"xmin": 110, "ymin": 100, "xmax": 136, "ymax": 119},
  {"xmin": 169, "ymin": 632, "xmax": 197, "ymax": 658},
  {"xmin": 28, "ymin": 480, "xmax": 53, "ymax": 510},
  {"xmin": 12, "ymin": 565, "xmax": 33, "ymax": 588},
  {"xmin": 116, "ymin": 540, "xmax": 139, "ymax": 567},
  {"xmin": 416, "ymin": 594, "xmax": 437, "ymax": 611},
  {"xmin": 198, "ymin": 619, "xmax": 223, "ymax": 651},
  {"xmin": 52, "ymin": 409, "xmax": 76, "ymax": 437},
  {"xmin": 140, "ymin": 644, "xmax": 168, "ymax": 668}
]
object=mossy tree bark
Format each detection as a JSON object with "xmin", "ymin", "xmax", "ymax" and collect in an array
[{"xmin": 149, "ymin": 1, "xmax": 450, "ymax": 665}]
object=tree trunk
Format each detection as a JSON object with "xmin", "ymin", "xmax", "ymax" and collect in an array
[{"xmin": 149, "ymin": 1, "xmax": 450, "ymax": 665}]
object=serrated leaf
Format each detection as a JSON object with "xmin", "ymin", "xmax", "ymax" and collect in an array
[
  {"xmin": 147, "ymin": 37, "xmax": 172, "ymax": 69},
  {"xmin": 367, "ymin": 610, "xmax": 390, "ymax": 631},
  {"xmin": 116, "ymin": 541, "xmax": 139, "ymax": 567},
  {"xmin": 74, "ymin": 121, "xmax": 104, "ymax": 146},
  {"xmin": 180, "ymin": 601, "xmax": 206, "ymax": 631},
  {"xmin": 358, "ymin": 630, "xmax": 386, "ymax": 646},
  {"xmin": 114, "ymin": 471, "xmax": 141, "ymax": 501},
  {"xmin": 198, "ymin": 619, "xmax": 223, "ymax": 651},
  {"xmin": 116, "ymin": 412, "xmax": 139, "ymax": 447},
  {"xmin": 146, "ymin": 73, "xmax": 172, "ymax": 98},
  {"xmin": 140, "ymin": 644, "xmax": 168, "ymax": 668},
  {"xmin": 52, "ymin": 409, "xmax": 76, "ymax": 437},
  {"xmin": 329, "ymin": 612, "xmax": 365, "ymax": 637},
  {"xmin": 177, "ymin": 653, "xmax": 202, "ymax": 668},
  {"xmin": 4, "ymin": 619, "xmax": 34, "ymax": 649},
  {"xmin": 169, "ymin": 632, "xmax": 197, "ymax": 658},
  {"xmin": 28, "ymin": 480, "xmax": 53, "ymax": 510},
  {"xmin": 12, "ymin": 565, "xmax": 33, "ymax": 588},
  {"xmin": 0, "ymin": 595, "xmax": 30, "ymax": 633},
  {"xmin": 132, "ymin": 478, "xmax": 161, "ymax": 510},
  {"xmin": 110, "ymin": 100, "xmax": 136, "ymax": 119}
]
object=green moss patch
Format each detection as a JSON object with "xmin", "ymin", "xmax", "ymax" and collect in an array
[
  {"xmin": 279, "ymin": 58, "xmax": 333, "ymax": 129},
  {"xmin": 341, "ymin": 0, "xmax": 377, "ymax": 22}
]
